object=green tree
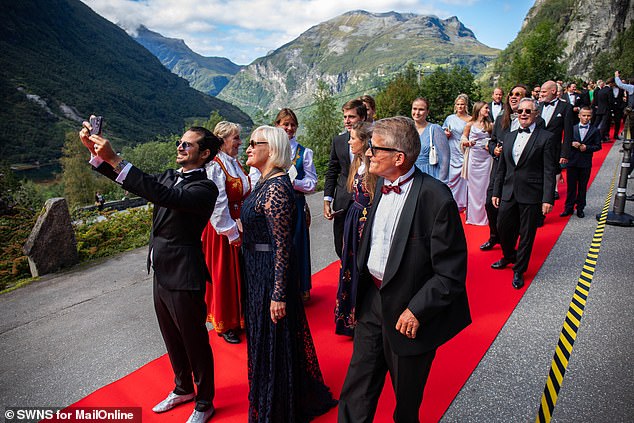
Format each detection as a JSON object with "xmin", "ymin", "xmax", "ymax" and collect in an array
[
  {"xmin": 61, "ymin": 131, "xmax": 101, "ymax": 208},
  {"xmin": 375, "ymin": 64, "xmax": 419, "ymax": 118},
  {"xmin": 121, "ymin": 139, "xmax": 176, "ymax": 175},
  {"xmin": 252, "ymin": 109, "xmax": 273, "ymax": 127},
  {"xmin": 300, "ymin": 80, "xmax": 341, "ymax": 184},
  {"xmin": 190, "ymin": 111, "xmax": 225, "ymax": 132},
  {"xmin": 420, "ymin": 66, "xmax": 480, "ymax": 122},
  {"xmin": 498, "ymin": 20, "xmax": 566, "ymax": 88}
]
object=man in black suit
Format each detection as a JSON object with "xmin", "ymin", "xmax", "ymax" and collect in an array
[
  {"xmin": 607, "ymin": 77, "xmax": 626, "ymax": 140},
  {"xmin": 563, "ymin": 83, "xmax": 583, "ymax": 123},
  {"xmin": 560, "ymin": 107, "xmax": 602, "ymax": 218},
  {"xmin": 593, "ymin": 80, "xmax": 612, "ymax": 141},
  {"xmin": 338, "ymin": 117, "xmax": 470, "ymax": 423},
  {"xmin": 79, "ymin": 123, "xmax": 222, "ymax": 423},
  {"xmin": 481, "ymin": 84, "xmax": 529, "ymax": 251},
  {"xmin": 492, "ymin": 98, "xmax": 556, "ymax": 289},
  {"xmin": 488, "ymin": 87, "xmax": 504, "ymax": 123},
  {"xmin": 539, "ymin": 80, "xmax": 574, "ymax": 201},
  {"xmin": 323, "ymin": 98, "xmax": 366, "ymax": 258}
]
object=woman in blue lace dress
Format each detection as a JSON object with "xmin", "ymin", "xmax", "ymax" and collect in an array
[
  {"xmin": 334, "ymin": 122, "xmax": 376, "ymax": 336},
  {"xmin": 241, "ymin": 126, "xmax": 336, "ymax": 422}
]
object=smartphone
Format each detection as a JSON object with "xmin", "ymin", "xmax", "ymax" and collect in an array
[
  {"xmin": 331, "ymin": 208, "xmax": 345, "ymax": 217},
  {"xmin": 89, "ymin": 116, "xmax": 104, "ymax": 136}
]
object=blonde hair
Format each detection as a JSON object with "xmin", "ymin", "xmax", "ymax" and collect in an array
[
  {"xmin": 251, "ymin": 125, "xmax": 291, "ymax": 169},
  {"xmin": 454, "ymin": 94, "xmax": 470, "ymax": 113},
  {"xmin": 213, "ymin": 121, "xmax": 241, "ymax": 140}
]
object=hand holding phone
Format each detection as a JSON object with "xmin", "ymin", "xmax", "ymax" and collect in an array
[{"xmin": 89, "ymin": 115, "xmax": 103, "ymax": 136}]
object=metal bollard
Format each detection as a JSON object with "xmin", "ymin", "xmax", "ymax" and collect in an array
[{"xmin": 603, "ymin": 115, "xmax": 634, "ymax": 226}]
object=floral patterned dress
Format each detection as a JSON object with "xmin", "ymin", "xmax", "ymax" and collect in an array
[{"xmin": 334, "ymin": 171, "xmax": 371, "ymax": 336}]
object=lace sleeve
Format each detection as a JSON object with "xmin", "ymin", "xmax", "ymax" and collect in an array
[{"xmin": 262, "ymin": 178, "xmax": 295, "ymax": 302}]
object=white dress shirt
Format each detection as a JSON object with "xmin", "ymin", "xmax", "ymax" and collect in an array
[
  {"xmin": 367, "ymin": 166, "xmax": 416, "ymax": 281},
  {"xmin": 541, "ymin": 99, "xmax": 558, "ymax": 126},
  {"xmin": 512, "ymin": 123, "xmax": 536, "ymax": 164}
]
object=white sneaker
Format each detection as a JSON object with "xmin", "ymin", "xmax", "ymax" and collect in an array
[
  {"xmin": 186, "ymin": 407, "xmax": 215, "ymax": 423},
  {"xmin": 152, "ymin": 391, "xmax": 196, "ymax": 413}
]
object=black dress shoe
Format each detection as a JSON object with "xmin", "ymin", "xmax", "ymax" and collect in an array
[
  {"xmin": 512, "ymin": 272, "xmax": 525, "ymax": 289},
  {"xmin": 577, "ymin": 210, "xmax": 585, "ymax": 218},
  {"xmin": 479, "ymin": 238, "xmax": 499, "ymax": 251},
  {"xmin": 560, "ymin": 209, "xmax": 573, "ymax": 217},
  {"xmin": 491, "ymin": 257, "xmax": 514, "ymax": 269},
  {"xmin": 219, "ymin": 330, "xmax": 240, "ymax": 344}
]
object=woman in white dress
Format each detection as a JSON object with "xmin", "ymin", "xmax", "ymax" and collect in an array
[
  {"xmin": 461, "ymin": 101, "xmax": 493, "ymax": 225},
  {"xmin": 443, "ymin": 94, "xmax": 470, "ymax": 211}
]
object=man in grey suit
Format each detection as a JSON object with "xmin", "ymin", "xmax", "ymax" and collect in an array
[
  {"xmin": 492, "ymin": 98, "xmax": 556, "ymax": 289},
  {"xmin": 323, "ymin": 98, "xmax": 366, "ymax": 258},
  {"xmin": 79, "ymin": 123, "xmax": 222, "ymax": 423},
  {"xmin": 338, "ymin": 116, "xmax": 470, "ymax": 423}
]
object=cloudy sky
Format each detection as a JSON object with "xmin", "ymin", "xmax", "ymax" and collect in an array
[{"xmin": 81, "ymin": 0, "xmax": 535, "ymax": 65}]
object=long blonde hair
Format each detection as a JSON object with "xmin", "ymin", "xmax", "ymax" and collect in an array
[{"xmin": 346, "ymin": 122, "xmax": 377, "ymax": 202}]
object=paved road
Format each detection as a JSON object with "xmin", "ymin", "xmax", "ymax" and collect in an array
[{"xmin": 1, "ymin": 142, "xmax": 632, "ymax": 422}]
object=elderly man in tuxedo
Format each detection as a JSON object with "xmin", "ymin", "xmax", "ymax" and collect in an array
[
  {"xmin": 492, "ymin": 98, "xmax": 556, "ymax": 289},
  {"xmin": 79, "ymin": 123, "xmax": 222, "ymax": 423},
  {"xmin": 323, "ymin": 98, "xmax": 367, "ymax": 258},
  {"xmin": 338, "ymin": 116, "xmax": 471, "ymax": 423},
  {"xmin": 539, "ymin": 80, "xmax": 574, "ymax": 201}
]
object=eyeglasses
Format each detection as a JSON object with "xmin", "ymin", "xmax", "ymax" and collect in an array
[
  {"xmin": 368, "ymin": 139, "xmax": 404, "ymax": 156},
  {"xmin": 510, "ymin": 91, "xmax": 524, "ymax": 97},
  {"xmin": 249, "ymin": 140, "xmax": 269, "ymax": 148},
  {"xmin": 175, "ymin": 140, "xmax": 196, "ymax": 150},
  {"xmin": 516, "ymin": 109, "xmax": 535, "ymax": 115}
]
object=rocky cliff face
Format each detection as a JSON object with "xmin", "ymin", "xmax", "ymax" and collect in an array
[
  {"xmin": 133, "ymin": 26, "xmax": 242, "ymax": 96},
  {"xmin": 525, "ymin": 0, "xmax": 633, "ymax": 78},
  {"xmin": 217, "ymin": 10, "xmax": 499, "ymax": 115}
]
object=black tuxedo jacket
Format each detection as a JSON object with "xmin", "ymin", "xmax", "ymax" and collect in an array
[
  {"xmin": 95, "ymin": 163, "xmax": 218, "ymax": 291},
  {"xmin": 488, "ymin": 101, "xmax": 503, "ymax": 122},
  {"xmin": 568, "ymin": 124, "xmax": 602, "ymax": 168},
  {"xmin": 538, "ymin": 100, "xmax": 574, "ymax": 160},
  {"xmin": 493, "ymin": 126, "xmax": 556, "ymax": 205},
  {"xmin": 324, "ymin": 131, "xmax": 352, "ymax": 212},
  {"xmin": 610, "ymin": 87, "xmax": 626, "ymax": 114},
  {"xmin": 356, "ymin": 168, "xmax": 471, "ymax": 356},
  {"xmin": 593, "ymin": 87, "xmax": 612, "ymax": 115}
]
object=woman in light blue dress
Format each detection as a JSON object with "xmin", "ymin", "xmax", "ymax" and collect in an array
[
  {"xmin": 411, "ymin": 98, "xmax": 450, "ymax": 184},
  {"xmin": 443, "ymin": 94, "xmax": 471, "ymax": 210}
]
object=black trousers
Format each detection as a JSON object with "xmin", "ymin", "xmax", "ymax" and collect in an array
[
  {"xmin": 597, "ymin": 113, "xmax": 610, "ymax": 140},
  {"xmin": 333, "ymin": 210, "xmax": 346, "ymax": 259},
  {"xmin": 485, "ymin": 159, "xmax": 500, "ymax": 241},
  {"xmin": 153, "ymin": 277, "xmax": 215, "ymax": 411},
  {"xmin": 564, "ymin": 166, "xmax": 592, "ymax": 212},
  {"xmin": 497, "ymin": 199, "xmax": 542, "ymax": 275},
  {"xmin": 338, "ymin": 284, "xmax": 436, "ymax": 423}
]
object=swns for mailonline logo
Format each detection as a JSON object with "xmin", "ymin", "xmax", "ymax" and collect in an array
[{"xmin": 4, "ymin": 407, "xmax": 141, "ymax": 422}]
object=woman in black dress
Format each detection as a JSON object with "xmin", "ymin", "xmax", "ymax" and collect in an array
[{"xmin": 240, "ymin": 125, "xmax": 336, "ymax": 422}]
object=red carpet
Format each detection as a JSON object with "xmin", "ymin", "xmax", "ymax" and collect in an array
[{"xmin": 69, "ymin": 142, "xmax": 613, "ymax": 422}]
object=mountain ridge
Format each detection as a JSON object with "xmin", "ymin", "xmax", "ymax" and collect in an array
[{"xmin": 0, "ymin": 0, "xmax": 251, "ymax": 165}]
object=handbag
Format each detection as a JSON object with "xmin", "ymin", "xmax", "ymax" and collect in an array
[{"xmin": 428, "ymin": 128, "xmax": 438, "ymax": 165}]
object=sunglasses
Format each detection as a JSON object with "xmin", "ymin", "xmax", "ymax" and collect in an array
[
  {"xmin": 516, "ymin": 109, "xmax": 535, "ymax": 115},
  {"xmin": 368, "ymin": 139, "xmax": 404, "ymax": 156},
  {"xmin": 248, "ymin": 140, "xmax": 269, "ymax": 148},
  {"xmin": 175, "ymin": 140, "xmax": 197, "ymax": 150},
  {"xmin": 510, "ymin": 91, "xmax": 524, "ymax": 97}
]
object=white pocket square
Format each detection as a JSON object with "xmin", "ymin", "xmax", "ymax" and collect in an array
[{"xmin": 556, "ymin": 113, "xmax": 562, "ymax": 117}]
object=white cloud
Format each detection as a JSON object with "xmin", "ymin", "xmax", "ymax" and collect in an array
[{"xmin": 81, "ymin": 0, "xmax": 517, "ymax": 63}]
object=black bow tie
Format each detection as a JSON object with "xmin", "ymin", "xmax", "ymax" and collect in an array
[
  {"xmin": 381, "ymin": 174, "xmax": 414, "ymax": 195},
  {"xmin": 544, "ymin": 101, "xmax": 557, "ymax": 107},
  {"xmin": 518, "ymin": 127, "xmax": 531, "ymax": 134},
  {"xmin": 494, "ymin": 102, "xmax": 502, "ymax": 106},
  {"xmin": 580, "ymin": 125, "xmax": 589, "ymax": 129},
  {"xmin": 175, "ymin": 169, "xmax": 205, "ymax": 181}
]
